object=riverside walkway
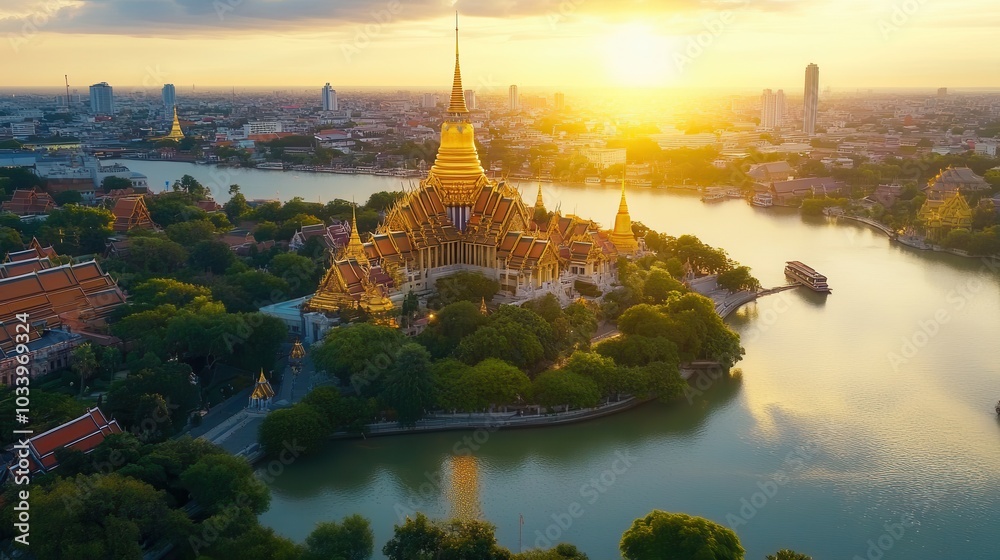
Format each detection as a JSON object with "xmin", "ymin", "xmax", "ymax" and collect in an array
[
  {"xmin": 689, "ymin": 275, "xmax": 799, "ymax": 319},
  {"xmin": 837, "ymin": 214, "xmax": 897, "ymax": 237}
]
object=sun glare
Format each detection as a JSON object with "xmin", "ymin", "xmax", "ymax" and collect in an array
[{"xmin": 602, "ymin": 24, "xmax": 676, "ymax": 88}]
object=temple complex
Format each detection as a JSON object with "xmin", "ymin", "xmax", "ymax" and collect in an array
[
  {"xmin": 303, "ymin": 20, "xmax": 638, "ymax": 322},
  {"xmin": 918, "ymin": 191, "xmax": 973, "ymax": 240}
]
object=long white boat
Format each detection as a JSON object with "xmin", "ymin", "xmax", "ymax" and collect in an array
[
  {"xmin": 255, "ymin": 162, "xmax": 285, "ymax": 170},
  {"xmin": 785, "ymin": 261, "xmax": 831, "ymax": 293}
]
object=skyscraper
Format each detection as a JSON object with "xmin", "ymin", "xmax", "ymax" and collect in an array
[
  {"xmin": 760, "ymin": 89, "xmax": 786, "ymax": 130},
  {"xmin": 803, "ymin": 63, "xmax": 819, "ymax": 135},
  {"xmin": 89, "ymin": 82, "xmax": 114, "ymax": 115},
  {"xmin": 554, "ymin": 92, "xmax": 565, "ymax": 110},
  {"xmin": 322, "ymin": 83, "xmax": 338, "ymax": 111},
  {"xmin": 162, "ymin": 84, "xmax": 176, "ymax": 110},
  {"xmin": 508, "ymin": 85, "xmax": 519, "ymax": 111},
  {"xmin": 463, "ymin": 89, "xmax": 476, "ymax": 110}
]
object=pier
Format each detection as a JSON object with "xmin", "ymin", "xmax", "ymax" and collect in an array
[{"xmin": 689, "ymin": 275, "xmax": 800, "ymax": 318}]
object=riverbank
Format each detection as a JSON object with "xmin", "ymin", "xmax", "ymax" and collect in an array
[{"xmin": 835, "ymin": 214, "xmax": 997, "ymax": 260}]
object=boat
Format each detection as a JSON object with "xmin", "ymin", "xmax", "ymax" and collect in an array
[
  {"xmin": 725, "ymin": 188, "xmax": 743, "ymax": 199},
  {"xmin": 701, "ymin": 188, "xmax": 726, "ymax": 203},
  {"xmin": 584, "ymin": 177, "xmax": 601, "ymax": 185},
  {"xmin": 784, "ymin": 261, "xmax": 831, "ymax": 293},
  {"xmin": 996, "ymin": 400, "xmax": 1000, "ymax": 416},
  {"xmin": 634, "ymin": 179, "xmax": 653, "ymax": 188},
  {"xmin": 255, "ymin": 162, "xmax": 285, "ymax": 170},
  {"xmin": 751, "ymin": 192, "xmax": 773, "ymax": 207}
]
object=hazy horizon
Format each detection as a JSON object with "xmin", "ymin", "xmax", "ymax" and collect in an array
[{"xmin": 3, "ymin": 0, "xmax": 999, "ymax": 89}]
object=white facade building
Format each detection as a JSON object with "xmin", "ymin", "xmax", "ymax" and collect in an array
[
  {"xmin": 760, "ymin": 89, "xmax": 787, "ymax": 130},
  {"xmin": 322, "ymin": 83, "xmax": 338, "ymax": 111}
]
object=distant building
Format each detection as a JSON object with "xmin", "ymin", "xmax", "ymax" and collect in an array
[
  {"xmin": 803, "ymin": 64, "xmax": 819, "ymax": 135},
  {"xmin": 162, "ymin": 83, "xmax": 176, "ymax": 109},
  {"xmin": 873, "ymin": 184, "xmax": 903, "ymax": 208},
  {"xmin": 584, "ymin": 148, "xmax": 627, "ymax": 170},
  {"xmin": 937, "ymin": 87, "xmax": 948, "ymax": 97},
  {"xmin": 322, "ymin": 83, "xmax": 338, "ymax": 111},
  {"xmin": 925, "ymin": 167, "xmax": 990, "ymax": 200},
  {"xmin": 760, "ymin": 89, "xmax": 786, "ymax": 129},
  {"xmin": 422, "ymin": 93, "xmax": 438, "ymax": 109},
  {"xmin": 554, "ymin": 92, "xmax": 565, "ymax": 110},
  {"xmin": 755, "ymin": 176, "xmax": 843, "ymax": 206},
  {"xmin": 974, "ymin": 141, "xmax": 997, "ymax": 157},
  {"xmin": 243, "ymin": 121, "xmax": 283, "ymax": 136},
  {"xmin": 509, "ymin": 84, "xmax": 519, "ymax": 111},
  {"xmin": 89, "ymin": 82, "xmax": 114, "ymax": 115},
  {"xmin": 463, "ymin": 89, "xmax": 476, "ymax": 110},
  {"xmin": 747, "ymin": 161, "xmax": 794, "ymax": 182},
  {"xmin": 10, "ymin": 122, "xmax": 35, "ymax": 138}
]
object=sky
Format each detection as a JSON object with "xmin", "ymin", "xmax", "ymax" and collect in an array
[{"xmin": 1, "ymin": 0, "xmax": 998, "ymax": 91}]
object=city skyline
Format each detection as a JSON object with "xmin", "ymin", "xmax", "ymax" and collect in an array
[{"xmin": 2, "ymin": 0, "xmax": 999, "ymax": 89}]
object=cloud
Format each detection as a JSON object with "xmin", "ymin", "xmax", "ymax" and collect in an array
[{"xmin": 0, "ymin": 0, "xmax": 805, "ymax": 37}]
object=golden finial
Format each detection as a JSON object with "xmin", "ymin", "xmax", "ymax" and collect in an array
[
  {"xmin": 480, "ymin": 297, "xmax": 488, "ymax": 315},
  {"xmin": 446, "ymin": 12, "xmax": 469, "ymax": 114}
]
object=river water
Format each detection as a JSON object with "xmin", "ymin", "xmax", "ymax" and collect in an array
[{"xmin": 119, "ymin": 161, "xmax": 1000, "ymax": 559}]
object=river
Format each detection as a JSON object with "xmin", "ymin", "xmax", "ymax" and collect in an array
[{"xmin": 118, "ymin": 160, "xmax": 1000, "ymax": 559}]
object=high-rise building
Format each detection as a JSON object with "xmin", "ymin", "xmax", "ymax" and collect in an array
[
  {"xmin": 803, "ymin": 63, "xmax": 819, "ymax": 135},
  {"xmin": 508, "ymin": 85, "xmax": 519, "ymax": 111},
  {"xmin": 937, "ymin": 87, "xmax": 948, "ymax": 97},
  {"xmin": 760, "ymin": 89, "xmax": 786, "ymax": 130},
  {"xmin": 422, "ymin": 93, "xmax": 438, "ymax": 109},
  {"xmin": 162, "ymin": 84, "xmax": 176, "ymax": 109},
  {"xmin": 89, "ymin": 82, "xmax": 114, "ymax": 115},
  {"xmin": 463, "ymin": 89, "xmax": 476, "ymax": 110},
  {"xmin": 554, "ymin": 92, "xmax": 565, "ymax": 110},
  {"xmin": 322, "ymin": 83, "xmax": 338, "ymax": 111}
]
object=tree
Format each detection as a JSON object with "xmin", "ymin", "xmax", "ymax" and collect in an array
[
  {"xmin": 431, "ymin": 358, "xmax": 474, "ymax": 411},
  {"xmin": 620, "ymin": 511, "xmax": 744, "ymax": 560},
  {"xmin": 190, "ymin": 239, "xmax": 236, "ymax": 274},
  {"xmin": 365, "ymin": 190, "xmax": 404, "ymax": 212},
  {"xmin": 128, "ymin": 278, "xmax": 211, "ymax": 310},
  {"xmin": 643, "ymin": 269, "xmax": 686, "ymax": 304},
  {"xmin": 0, "ymin": 226, "xmax": 22, "ymax": 257},
  {"xmin": 433, "ymin": 271, "xmax": 501, "ymax": 307},
  {"xmin": 172, "ymin": 174, "xmax": 210, "ymax": 198},
  {"xmin": 123, "ymin": 236, "xmax": 189, "ymax": 274},
  {"xmin": 765, "ymin": 551, "xmax": 812, "ymax": 560},
  {"xmin": 382, "ymin": 343, "xmax": 435, "ymax": 426},
  {"xmin": 717, "ymin": 266, "xmax": 761, "ymax": 293},
  {"xmin": 53, "ymin": 189, "xmax": 83, "ymax": 206},
  {"xmin": 224, "ymin": 191, "xmax": 251, "ymax": 223},
  {"xmin": 180, "ymin": 453, "xmax": 270, "ymax": 515},
  {"xmin": 417, "ymin": 300, "xmax": 487, "ymax": 358},
  {"xmin": 460, "ymin": 358, "xmax": 530, "ymax": 411},
  {"xmin": 515, "ymin": 544, "xmax": 589, "ymax": 559},
  {"xmin": 71, "ymin": 343, "xmax": 98, "ymax": 396},
  {"xmin": 106, "ymin": 362, "xmax": 200, "ymax": 436},
  {"xmin": 383, "ymin": 514, "xmax": 512, "ymax": 560},
  {"xmin": 531, "ymin": 370, "xmax": 601, "ymax": 410},
  {"xmin": 165, "ymin": 219, "xmax": 217, "ymax": 245},
  {"xmin": 561, "ymin": 351, "xmax": 626, "ymax": 398},
  {"xmin": 304, "ymin": 514, "xmax": 375, "ymax": 560},
  {"xmin": 101, "ymin": 175, "xmax": 133, "ymax": 193},
  {"xmin": 258, "ymin": 404, "xmax": 329, "ymax": 457},
  {"xmin": 311, "ymin": 323, "xmax": 405, "ymax": 390},
  {"xmin": 39, "ymin": 204, "xmax": 114, "ymax": 255}
]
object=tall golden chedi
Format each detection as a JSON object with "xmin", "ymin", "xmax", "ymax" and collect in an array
[
  {"xmin": 305, "ymin": 16, "xmax": 638, "ymax": 318},
  {"xmin": 160, "ymin": 107, "xmax": 185, "ymax": 142},
  {"xmin": 610, "ymin": 176, "xmax": 639, "ymax": 255}
]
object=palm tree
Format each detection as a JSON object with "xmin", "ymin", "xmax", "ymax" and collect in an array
[{"xmin": 71, "ymin": 343, "xmax": 98, "ymax": 397}]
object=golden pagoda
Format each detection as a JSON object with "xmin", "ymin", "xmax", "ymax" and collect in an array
[
  {"xmin": 160, "ymin": 107, "xmax": 185, "ymax": 142},
  {"xmin": 609, "ymin": 174, "xmax": 639, "ymax": 255},
  {"xmin": 339, "ymin": 205, "xmax": 370, "ymax": 266},
  {"xmin": 248, "ymin": 371, "xmax": 275, "ymax": 410},
  {"xmin": 480, "ymin": 297, "xmax": 488, "ymax": 315},
  {"xmin": 534, "ymin": 182, "xmax": 545, "ymax": 212},
  {"xmin": 289, "ymin": 339, "xmax": 306, "ymax": 361}
]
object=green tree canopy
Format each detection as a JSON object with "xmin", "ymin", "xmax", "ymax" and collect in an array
[
  {"xmin": 180, "ymin": 453, "xmax": 270, "ymax": 515},
  {"xmin": 531, "ymin": 370, "xmax": 601, "ymax": 410},
  {"xmin": 312, "ymin": 323, "xmax": 405, "ymax": 391},
  {"xmin": 303, "ymin": 514, "xmax": 375, "ymax": 560},
  {"xmin": 382, "ymin": 343, "xmax": 435, "ymax": 426},
  {"xmin": 258, "ymin": 403, "xmax": 329, "ymax": 457},
  {"xmin": 619, "ymin": 510, "xmax": 744, "ymax": 560}
]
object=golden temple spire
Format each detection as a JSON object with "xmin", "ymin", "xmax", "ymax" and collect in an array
[
  {"xmin": 161, "ymin": 106, "xmax": 185, "ymax": 141},
  {"xmin": 535, "ymin": 182, "xmax": 545, "ymax": 210},
  {"xmin": 447, "ymin": 12, "xmax": 469, "ymax": 115},
  {"xmin": 610, "ymin": 160, "xmax": 639, "ymax": 254},
  {"xmin": 480, "ymin": 297, "xmax": 488, "ymax": 315},
  {"xmin": 341, "ymin": 203, "xmax": 369, "ymax": 265}
]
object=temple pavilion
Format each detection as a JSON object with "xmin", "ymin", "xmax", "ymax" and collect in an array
[{"xmin": 304, "ymin": 18, "xmax": 639, "ymax": 320}]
